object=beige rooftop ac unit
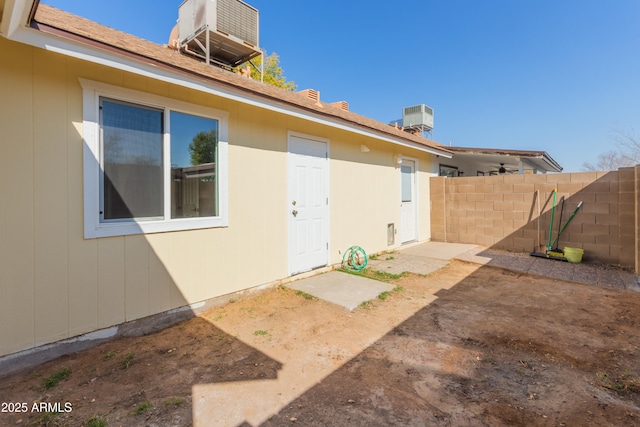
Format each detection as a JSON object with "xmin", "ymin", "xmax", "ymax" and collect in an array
[
  {"xmin": 178, "ymin": 0, "xmax": 261, "ymax": 67},
  {"xmin": 402, "ymin": 104, "xmax": 434, "ymax": 131}
]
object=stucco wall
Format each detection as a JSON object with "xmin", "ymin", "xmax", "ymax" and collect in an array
[
  {"xmin": 0, "ymin": 37, "xmax": 435, "ymax": 357},
  {"xmin": 430, "ymin": 169, "xmax": 638, "ymax": 270}
]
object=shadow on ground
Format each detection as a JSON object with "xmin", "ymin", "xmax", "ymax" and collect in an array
[
  {"xmin": 0, "ymin": 317, "xmax": 282, "ymax": 426},
  {"xmin": 456, "ymin": 247, "xmax": 639, "ymax": 290},
  {"xmin": 260, "ymin": 265, "xmax": 640, "ymax": 426},
  {"xmin": 2, "ymin": 262, "xmax": 639, "ymax": 427}
]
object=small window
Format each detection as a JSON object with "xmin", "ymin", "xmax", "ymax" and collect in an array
[
  {"xmin": 439, "ymin": 164, "xmax": 458, "ymax": 177},
  {"xmin": 401, "ymin": 165, "xmax": 413, "ymax": 202},
  {"xmin": 82, "ymin": 80, "xmax": 228, "ymax": 238}
]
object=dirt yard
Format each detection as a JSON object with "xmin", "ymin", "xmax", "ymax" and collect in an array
[{"xmin": 1, "ymin": 260, "xmax": 639, "ymax": 426}]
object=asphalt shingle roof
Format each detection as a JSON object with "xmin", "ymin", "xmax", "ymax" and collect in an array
[{"xmin": 33, "ymin": 4, "xmax": 451, "ymax": 155}]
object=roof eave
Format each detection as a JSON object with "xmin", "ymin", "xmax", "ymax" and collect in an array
[
  {"xmin": 511, "ymin": 154, "xmax": 562, "ymax": 173},
  {"xmin": 5, "ymin": 3, "xmax": 452, "ymax": 159},
  {"xmin": 0, "ymin": 0, "xmax": 36, "ymax": 37},
  {"xmin": 540, "ymin": 153, "xmax": 563, "ymax": 173},
  {"xmin": 448, "ymin": 147, "xmax": 562, "ymax": 173}
]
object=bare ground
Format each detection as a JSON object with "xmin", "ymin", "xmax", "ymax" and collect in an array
[{"xmin": 1, "ymin": 260, "xmax": 639, "ymax": 426}]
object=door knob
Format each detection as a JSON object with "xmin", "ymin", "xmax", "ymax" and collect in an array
[
  {"xmin": 292, "ymin": 210, "xmax": 298, "ymax": 217},
  {"xmin": 292, "ymin": 200, "xmax": 297, "ymax": 206}
]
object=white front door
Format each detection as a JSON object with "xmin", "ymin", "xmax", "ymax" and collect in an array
[
  {"xmin": 288, "ymin": 135, "xmax": 329, "ymax": 275},
  {"xmin": 400, "ymin": 159, "xmax": 417, "ymax": 243}
]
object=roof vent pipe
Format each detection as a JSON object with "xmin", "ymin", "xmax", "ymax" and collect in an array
[{"xmin": 168, "ymin": 24, "xmax": 179, "ymax": 50}]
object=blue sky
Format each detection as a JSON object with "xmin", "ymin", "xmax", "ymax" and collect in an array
[{"xmin": 43, "ymin": 0, "xmax": 640, "ymax": 172}]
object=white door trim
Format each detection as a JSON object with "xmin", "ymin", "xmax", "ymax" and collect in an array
[
  {"xmin": 287, "ymin": 132, "xmax": 330, "ymax": 275},
  {"xmin": 400, "ymin": 157, "xmax": 419, "ymax": 244}
]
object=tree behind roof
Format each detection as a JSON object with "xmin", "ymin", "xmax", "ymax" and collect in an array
[{"xmin": 239, "ymin": 52, "xmax": 296, "ymax": 91}]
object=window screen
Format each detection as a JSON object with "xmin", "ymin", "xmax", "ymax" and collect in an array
[{"xmin": 100, "ymin": 98, "xmax": 164, "ymax": 221}]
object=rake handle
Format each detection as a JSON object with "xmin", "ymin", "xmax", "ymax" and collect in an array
[{"xmin": 550, "ymin": 201, "xmax": 583, "ymax": 248}]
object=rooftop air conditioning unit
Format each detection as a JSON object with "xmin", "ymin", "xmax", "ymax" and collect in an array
[
  {"xmin": 178, "ymin": 0, "xmax": 261, "ymax": 67},
  {"xmin": 402, "ymin": 104, "xmax": 434, "ymax": 131}
]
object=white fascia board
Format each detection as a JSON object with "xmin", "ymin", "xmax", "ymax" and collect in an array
[
  {"xmin": 8, "ymin": 23, "xmax": 452, "ymax": 159},
  {"xmin": 0, "ymin": 0, "xmax": 34, "ymax": 37}
]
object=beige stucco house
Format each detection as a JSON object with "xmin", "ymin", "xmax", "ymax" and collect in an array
[{"xmin": 0, "ymin": 1, "xmax": 453, "ymax": 362}]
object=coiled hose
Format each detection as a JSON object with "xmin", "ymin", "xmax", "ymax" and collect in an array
[{"xmin": 342, "ymin": 246, "xmax": 368, "ymax": 272}]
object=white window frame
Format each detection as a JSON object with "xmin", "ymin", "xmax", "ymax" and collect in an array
[{"xmin": 81, "ymin": 79, "xmax": 229, "ymax": 239}]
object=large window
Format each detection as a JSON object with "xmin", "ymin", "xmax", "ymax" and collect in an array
[
  {"xmin": 83, "ymin": 80, "xmax": 228, "ymax": 238},
  {"xmin": 101, "ymin": 99, "xmax": 165, "ymax": 221}
]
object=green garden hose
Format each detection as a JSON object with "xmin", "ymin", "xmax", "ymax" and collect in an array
[{"xmin": 342, "ymin": 246, "xmax": 368, "ymax": 272}]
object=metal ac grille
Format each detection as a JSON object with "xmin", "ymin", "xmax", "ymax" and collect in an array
[
  {"xmin": 402, "ymin": 104, "xmax": 434, "ymax": 130},
  {"xmin": 404, "ymin": 105, "xmax": 422, "ymax": 115},
  {"xmin": 216, "ymin": 0, "xmax": 259, "ymax": 46}
]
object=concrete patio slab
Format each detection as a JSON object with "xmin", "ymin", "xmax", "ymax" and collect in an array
[
  {"xmin": 368, "ymin": 254, "xmax": 449, "ymax": 276},
  {"xmin": 367, "ymin": 242, "xmax": 477, "ymax": 276},
  {"xmin": 287, "ymin": 240, "xmax": 639, "ymax": 313},
  {"xmin": 398, "ymin": 241, "xmax": 478, "ymax": 260},
  {"xmin": 287, "ymin": 271, "xmax": 394, "ymax": 311},
  {"xmin": 287, "ymin": 242, "xmax": 480, "ymax": 310}
]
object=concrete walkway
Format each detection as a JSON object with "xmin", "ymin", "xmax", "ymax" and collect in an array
[
  {"xmin": 288, "ymin": 241, "xmax": 639, "ymax": 311},
  {"xmin": 369, "ymin": 241, "xmax": 477, "ymax": 275},
  {"xmin": 287, "ymin": 242, "xmax": 477, "ymax": 310}
]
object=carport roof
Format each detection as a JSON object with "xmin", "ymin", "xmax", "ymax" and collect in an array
[{"xmin": 446, "ymin": 146, "xmax": 563, "ymax": 173}]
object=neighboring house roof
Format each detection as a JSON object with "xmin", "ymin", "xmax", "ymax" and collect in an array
[
  {"xmin": 15, "ymin": 3, "xmax": 453, "ymax": 158},
  {"xmin": 445, "ymin": 146, "xmax": 563, "ymax": 174}
]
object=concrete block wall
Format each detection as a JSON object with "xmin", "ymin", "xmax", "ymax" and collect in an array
[
  {"xmin": 636, "ymin": 166, "xmax": 640, "ymax": 273},
  {"xmin": 430, "ymin": 167, "xmax": 640, "ymax": 272}
]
